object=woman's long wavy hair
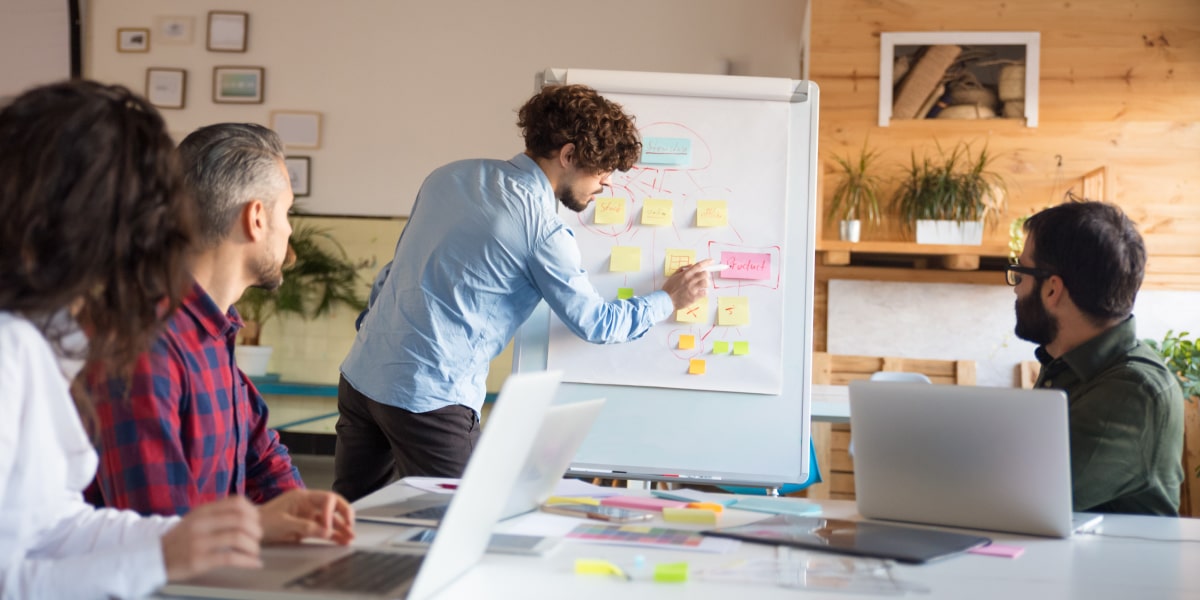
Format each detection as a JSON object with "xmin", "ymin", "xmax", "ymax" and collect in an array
[{"xmin": 0, "ymin": 80, "xmax": 197, "ymax": 430}]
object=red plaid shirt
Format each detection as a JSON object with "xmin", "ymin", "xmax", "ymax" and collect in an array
[{"xmin": 88, "ymin": 282, "xmax": 303, "ymax": 516}]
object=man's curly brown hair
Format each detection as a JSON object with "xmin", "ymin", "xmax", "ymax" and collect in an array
[{"xmin": 518, "ymin": 84, "xmax": 641, "ymax": 173}]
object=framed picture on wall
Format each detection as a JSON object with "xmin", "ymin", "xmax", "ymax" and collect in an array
[
  {"xmin": 285, "ymin": 156, "xmax": 311, "ymax": 197},
  {"xmin": 207, "ymin": 11, "xmax": 248, "ymax": 52},
  {"xmin": 271, "ymin": 110, "xmax": 322, "ymax": 149},
  {"xmin": 212, "ymin": 66, "xmax": 264, "ymax": 103},
  {"xmin": 145, "ymin": 68, "xmax": 186, "ymax": 109},
  {"xmin": 116, "ymin": 28, "xmax": 150, "ymax": 52},
  {"xmin": 154, "ymin": 15, "xmax": 194, "ymax": 45}
]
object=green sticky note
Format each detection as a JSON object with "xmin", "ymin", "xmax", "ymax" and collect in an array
[
  {"xmin": 733, "ymin": 341, "xmax": 750, "ymax": 356},
  {"xmin": 617, "ymin": 287, "xmax": 634, "ymax": 300},
  {"xmin": 712, "ymin": 341, "xmax": 730, "ymax": 354},
  {"xmin": 653, "ymin": 562, "xmax": 689, "ymax": 583}
]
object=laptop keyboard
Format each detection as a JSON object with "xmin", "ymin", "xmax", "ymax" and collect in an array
[
  {"xmin": 399, "ymin": 504, "xmax": 450, "ymax": 520},
  {"xmin": 286, "ymin": 550, "xmax": 424, "ymax": 593}
]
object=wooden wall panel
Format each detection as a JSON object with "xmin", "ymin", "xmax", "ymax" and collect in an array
[{"xmin": 809, "ymin": 0, "xmax": 1200, "ymax": 302}]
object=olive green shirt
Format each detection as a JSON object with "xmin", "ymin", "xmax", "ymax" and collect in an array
[{"xmin": 1035, "ymin": 316, "xmax": 1184, "ymax": 516}]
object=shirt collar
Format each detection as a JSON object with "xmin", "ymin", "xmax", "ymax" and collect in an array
[
  {"xmin": 1037, "ymin": 315, "xmax": 1139, "ymax": 382},
  {"xmin": 181, "ymin": 281, "xmax": 243, "ymax": 340},
  {"xmin": 509, "ymin": 152, "xmax": 556, "ymax": 206}
]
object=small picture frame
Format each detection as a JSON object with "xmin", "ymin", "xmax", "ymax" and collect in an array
[
  {"xmin": 117, "ymin": 28, "xmax": 150, "ymax": 53},
  {"xmin": 271, "ymin": 111, "xmax": 322, "ymax": 149},
  {"xmin": 207, "ymin": 11, "xmax": 248, "ymax": 52},
  {"xmin": 145, "ymin": 68, "xmax": 186, "ymax": 109},
  {"xmin": 285, "ymin": 157, "xmax": 311, "ymax": 197},
  {"xmin": 212, "ymin": 66, "xmax": 264, "ymax": 104},
  {"xmin": 154, "ymin": 15, "xmax": 194, "ymax": 45}
]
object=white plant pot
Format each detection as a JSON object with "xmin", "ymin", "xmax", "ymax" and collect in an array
[
  {"xmin": 234, "ymin": 345, "xmax": 274, "ymax": 377},
  {"xmin": 915, "ymin": 220, "xmax": 984, "ymax": 245},
  {"xmin": 838, "ymin": 219, "xmax": 862, "ymax": 243}
]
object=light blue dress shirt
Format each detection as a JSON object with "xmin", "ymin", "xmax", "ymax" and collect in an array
[{"xmin": 341, "ymin": 153, "xmax": 674, "ymax": 415}]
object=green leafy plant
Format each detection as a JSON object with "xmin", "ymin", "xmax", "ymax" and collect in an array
[
  {"xmin": 826, "ymin": 142, "xmax": 886, "ymax": 227},
  {"xmin": 236, "ymin": 221, "xmax": 368, "ymax": 346},
  {"xmin": 892, "ymin": 141, "xmax": 1007, "ymax": 232},
  {"xmin": 1144, "ymin": 330, "xmax": 1200, "ymax": 401}
]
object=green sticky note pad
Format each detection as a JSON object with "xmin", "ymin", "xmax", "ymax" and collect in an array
[
  {"xmin": 653, "ymin": 562, "xmax": 689, "ymax": 583},
  {"xmin": 712, "ymin": 341, "xmax": 730, "ymax": 354},
  {"xmin": 617, "ymin": 287, "xmax": 634, "ymax": 300},
  {"xmin": 733, "ymin": 341, "xmax": 750, "ymax": 355}
]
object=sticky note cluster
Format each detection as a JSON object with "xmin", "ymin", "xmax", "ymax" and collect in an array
[{"xmin": 711, "ymin": 341, "xmax": 750, "ymax": 355}]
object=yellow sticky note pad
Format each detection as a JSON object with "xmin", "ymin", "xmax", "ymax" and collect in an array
[
  {"xmin": 575, "ymin": 559, "xmax": 629, "ymax": 580},
  {"xmin": 688, "ymin": 359, "xmax": 706, "ymax": 375},
  {"xmin": 654, "ymin": 562, "xmax": 689, "ymax": 583},
  {"xmin": 733, "ymin": 341, "xmax": 750, "ymax": 355},
  {"xmin": 664, "ymin": 249, "xmax": 695, "ymax": 276},
  {"xmin": 641, "ymin": 199, "xmax": 674, "ymax": 226},
  {"xmin": 675, "ymin": 297, "xmax": 708, "ymax": 323},
  {"xmin": 662, "ymin": 507, "xmax": 718, "ymax": 525},
  {"xmin": 712, "ymin": 341, "xmax": 730, "ymax": 354},
  {"xmin": 718, "ymin": 296, "xmax": 750, "ymax": 326},
  {"xmin": 610, "ymin": 246, "xmax": 641, "ymax": 272},
  {"xmin": 696, "ymin": 200, "xmax": 728, "ymax": 227},
  {"xmin": 678, "ymin": 334, "xmax": 695, "ymax": 350},
  {"xmin": 594, "ymin": 197, "xmax": 626, "ymax": 225}
]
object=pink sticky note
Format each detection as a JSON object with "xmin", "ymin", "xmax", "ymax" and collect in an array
[
  {"xmin": 968, "ymin": 543, "xmax": 1025, "ymax": 559},
  {"xmin": 720, "ymin": 252, "xmax": 771, "ymax": 280},
  {"xmin": 601, "ymin": 496, "xmax": 688, "ymax": 511}
]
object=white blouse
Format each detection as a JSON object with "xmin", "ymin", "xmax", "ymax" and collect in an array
[{"xmin": 0, "ymin": 312, "xmax": 178, "ymax": 599}]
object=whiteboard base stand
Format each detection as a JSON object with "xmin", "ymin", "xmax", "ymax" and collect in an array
[{"xmin": 765, "ymin": 487, "xmax": 780, "ymax": 497}]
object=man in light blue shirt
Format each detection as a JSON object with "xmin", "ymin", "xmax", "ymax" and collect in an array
[{"xmin": 333, "ymin": 84, "xmax": 713, "ymax": 501}]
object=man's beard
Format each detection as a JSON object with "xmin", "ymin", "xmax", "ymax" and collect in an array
[
  {"xmin": 1014, "ymin": 281, "xmax": 1059, "ymax": 346},
  {"xmin": 250, "ymin": 250, "xmax": 285, "ymax": 291},
  {"xmin": 558, "ymin": 186, "xmax": 589, "ymax": 213}
]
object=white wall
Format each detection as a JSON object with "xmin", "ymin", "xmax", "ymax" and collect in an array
[
  {"xmin": 85, "ymin": 0, "xmax": 806, "ymax": 217},
  {"xmin": 828, "ymin": 280, "xmax": 1200, "ymax": 388},
  {"xmin": 1, "ymin": 0, "xmax": 73, "ymax": 97}
]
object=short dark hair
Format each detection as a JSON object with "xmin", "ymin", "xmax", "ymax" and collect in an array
[
  {"xmin": 1024, "ymin": 200, "xmax": 1145, "ymax": 323},
  {"xmin": 0, "ymin": 80, "xmax": 196, "ymax": 424},
  {"xmin": 177, "ymin": 123, "xmax": 286, "ymax": 247},
  {"xmin": 517, "ymin": 84, "xmax": 641, "ymax": 173}
]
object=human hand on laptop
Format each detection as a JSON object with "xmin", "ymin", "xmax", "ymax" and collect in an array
[
  {"xmin": 161, "ymin": 496, "xmax": 263, "ymax": 581},
  {"xmin": 259, "ymin": 489, "xmax": 356, "ymax": 546}
]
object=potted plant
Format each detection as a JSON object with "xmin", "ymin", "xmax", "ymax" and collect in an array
[
  {"xmin": 1144, "ymin": 330, "xmax": 1200, "ymax": 516},
  {"xmin": 826, "ymin": 141, "xmax": 886, "ymax": 243},
  {"xmin": 893, "ymin": 141, "xmax": 1007, "ymax": 245},
  {"xmin": 234, "ymin": 220, "xmax": 368, "ymax": 377}
]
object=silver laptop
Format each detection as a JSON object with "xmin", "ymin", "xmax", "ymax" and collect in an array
[
  {"xmin": 849, "ymin": 381, "xmax": 1102, "ymax": 539},
  {"xmin": 357, "ymin": 398, "xmax": 606, "ymax": 526},
  {"xmin": 160, "ymin": 370, "xmax": 565, "ymax": 599}
]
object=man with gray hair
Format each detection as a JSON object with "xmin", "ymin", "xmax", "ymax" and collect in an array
[{"xmin": 87, "ymin": 123, "xmax": 319, "ymax": 518}]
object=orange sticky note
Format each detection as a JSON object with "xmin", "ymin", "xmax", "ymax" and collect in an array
[
  {"xmin": 610, "ymin": 246, "xmax": 641, "ymax": 272},
  {"xmin": 718, "ymin": 296, "xmax": 750, "ymax": 326},
  {"xmin": 688, "ymin": 359, "xmax": 706, "ymax": 375},
  {"xmin": 675, "ymin": 297, "xmax": 708, "ymax": 323},
  {"xmin": 696, "ymin": 200, "xmax": 728, "ymax": 227},
  {"xmin": 664, "ymin": 249, "xmax": 695, "ymax": 276},
  {"xmin": 678, "ymin": 334, "xmax": 695, "ymax": 350},
  {"xmin": 641, "ymin": 199, "xmax": 673, "ymax": 226},
  {"xmin": 594, "ymin": 197, "xmax": 626, "ymax": 225}
]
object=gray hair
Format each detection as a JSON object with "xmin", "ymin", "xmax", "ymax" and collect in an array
[{"xmin": 177, "ymin": 123, "xmax": 286, "ymax": 246}]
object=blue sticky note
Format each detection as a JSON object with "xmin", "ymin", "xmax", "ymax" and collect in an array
[
  {"xmin": 730, "ymin": 496, "xmax": 822, "ymax": 517},
  {"xmin": 640, "ymin": 137, "xmax": 692, "ymax": 166}
]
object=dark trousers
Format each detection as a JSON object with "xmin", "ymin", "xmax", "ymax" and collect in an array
[{"xmin": 333, "ymin": 375, "xmax": 480, "ymax": 503}]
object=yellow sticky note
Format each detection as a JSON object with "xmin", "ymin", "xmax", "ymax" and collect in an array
[
  {"xmin": 688, "ymin": 358, "xmax": 706, "ymax": 375},
  {"xmin": 733, "ymin": 341, "xmax": 750, "ymax": 356},
  {"xmin": 654, "ymin": 562, "xmax": 689, "ymax": 583},
  {"xmin": 675, "ymin": 297, "xmax": 708, "ymax": 323},
  {"xmin": 712, "ymin": 341, "xmax": 730, "ymax": 354},
  {"xmin": 718, "ymin": 296, "xmax": 750, "ymax": 326},
  {"xmin": 575, "ymin": 559, "xmax": 629, "ymax": 580},
  {"xmin": 610, "ymin": 246, "xmax": 641, "ymax": 272},
  {"xmin": 678, "ymin": 334, "xmax": 695, "ymax": 350},
  {"xmin": 546, "ymin": 496, "xmax": 601, "ymax": 506},
  {"xmin": 696, "ymin": 200, "xmax": 728, "ymax": 227},
  {"xmin": 664, "ymin": 249, "xmax": 696, "ymax": 276},
  {"xmin": 594, "ymin": 197, "xmax": 626, "ymax": 225},
  {"xmin": 641, "ymin": 199, "xmax": 674, "ymax": 226},
  {"xmin": 617, "ymin": 287, "xmax": 634, "ymax": 300},
  {"xmin": 662, "ymin": 507, "xmax": 719, "ymax": 525}
]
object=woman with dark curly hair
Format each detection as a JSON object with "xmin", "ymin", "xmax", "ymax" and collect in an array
[
  {"xmin": 0, "ymin": 81, "xmax": 349, "ymax": 598},
  {"xmin": 333, "ymin": 84, "xmax": 715, "ymax": 501}
]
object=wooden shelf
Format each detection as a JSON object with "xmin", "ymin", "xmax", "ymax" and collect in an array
[{"xmin": 816, "ymin": 240, "xmax": 1010, "ymax": 271}]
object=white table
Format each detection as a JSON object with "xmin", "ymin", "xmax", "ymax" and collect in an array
[{"xmin": 351, "ymin": 483, "xmax": 1200, "ymax": 599}]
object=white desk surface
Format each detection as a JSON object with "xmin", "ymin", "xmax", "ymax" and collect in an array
[{"xmin": 351, "ymin": 482, "xmax": 1200, "ymax": 599}]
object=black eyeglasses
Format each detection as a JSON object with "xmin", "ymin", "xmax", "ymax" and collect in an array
[{"xmin": 1005, "ymin": 264, "xmax": 1054, "ymax": 286}]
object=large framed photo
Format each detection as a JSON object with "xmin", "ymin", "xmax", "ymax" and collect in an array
[
  {"xmin": 117, "ymin": 28, "xmax": 150, "ymax": 52},
  {"xmin": 207, "ymin": 11, "xmax": 248, "ymax": 52},
  {"xmin": 212, "ymin": 66, "xmax": 264, "ymax": 104},
  {"xmin": 285, "ymin": 156, "xmax": 311, "ymax": 197},
  {"xmin": 145, "ymin": 68, "xmax": 186, "ymax": 109},
  {"xmin": 154, "ymin": 15, "xmax": 194, "ymax": 45},
  {"xmin": 271, "ymin": 111, "xmax": 322, "ymax": 149}
]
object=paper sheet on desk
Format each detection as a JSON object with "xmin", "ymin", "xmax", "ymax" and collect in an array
[{"xmin": 402, "ymin": 476, "xmax": 622, "ymax": 497}]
